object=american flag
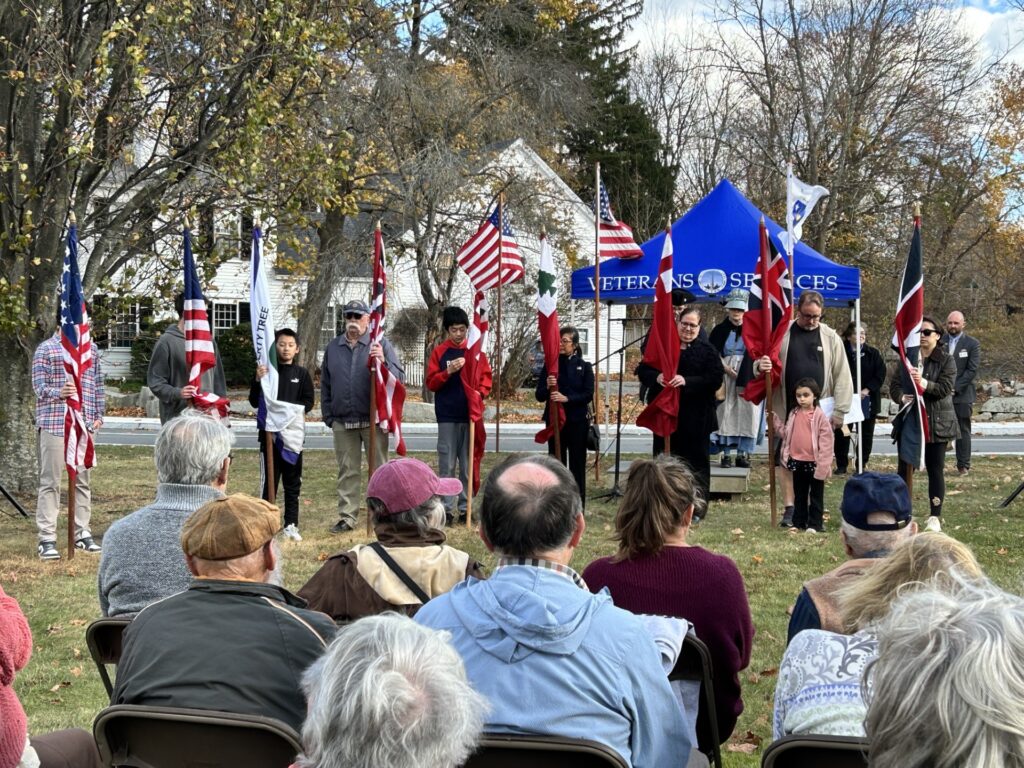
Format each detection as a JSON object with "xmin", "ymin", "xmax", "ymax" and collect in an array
[
  {"xmin": 60, "ymin": 221, "xmax": 95, "ymax": 476},
  {"xmin": 183, "ymin": 229, "xmax": 230, "ymax": 417},
  {"xmin": 462, "ymin": 290, "xmax": 489, "ymax": 493},
  {"xmin": 456, "ymin": 205, "xmax": 524, "ymax": 290},
  {"xmin": 742, "ymin": 219, "xmax": 793, "ymax": 406},
  {"xmin": 891, "ymin": 213, "xmax": 928, "ymax": 469},
  {"xmin": 597, "ymin": 181, "xmax": 643, "ymax": 259},
  {"xmin": 370, "ymin": 226, "xmax": 407, "ymax": 455}
]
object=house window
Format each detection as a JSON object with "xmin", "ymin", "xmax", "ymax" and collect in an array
[
  {"xmin": 211, "ymin": 301, "xmax": 251, "ymax": 335},
  {"xmin": 319, "ymin": 305, "xmax": 339, "ymax": 350},
  {"xmin": 93, "ymin": 297, "xmax": 152, "ymax": 349},
  {"xmin": 577, "ymin": 328, "xmax": 590, "ymax": 357}
]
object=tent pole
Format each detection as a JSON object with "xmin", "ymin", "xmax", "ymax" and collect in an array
[{"xmin": 855, "ymin": 299, "xmax": 864, "ymax": 473}]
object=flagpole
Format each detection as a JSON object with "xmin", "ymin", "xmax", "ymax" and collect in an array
[
  {"xmin": 760, "ymin": 216, "xmax": 778, "ymax": 527},
  {"xmin": 495, "ymin": 195, "xmax": 503, "ymax": 453},
  {"xmin": 787, "ymin": 160, "xmax": 797, "ymax": 319},
  {"xmin": 593, "ymin": 163, "xmax": 602, "ymax": 482},
  {"xmin": 898, "ymin": 202, "xmax": 923, "ymax": 500},
  {"xmin": 251, "ymin": 215, "xmax": 277, "ymax": 506},
  {"xmin": 467, "ymin": 425, "xmax": 475, "ymax": 530},
  {"xmin": 367, "ymin": 223, "xmax": 381, "ymax": 535},
  {"xmin": 65, "ymin": 214, "xmax": 77, "ymax": 560}
]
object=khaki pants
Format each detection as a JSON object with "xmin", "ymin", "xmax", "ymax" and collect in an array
[
  {"xmin": 331, "ymin": 424, "xmax": 388, "ymax": 526},
  {"xmin": 37, "ymin": 429, "xmax": 91, "ymax": 543}
]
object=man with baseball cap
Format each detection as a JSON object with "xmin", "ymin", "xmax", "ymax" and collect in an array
[
  {"xmin": 299, "ymin": 458, "xmax": 487, "ymax": 621},
  {"xmin": 321, "ymin": 298, "xmax": 405, "ymax": 533},
  {"xmin": 112, "ymin": 494, "xmax": 336, "ymax": 731},
  {"xmin": 787, "ymin": 472, "xmax": 917, "ymax": 642}
]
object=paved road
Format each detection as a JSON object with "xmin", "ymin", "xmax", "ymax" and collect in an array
[{"xmin": 96, "ymin": 429, "xmax": 1024, "ymax": 456}]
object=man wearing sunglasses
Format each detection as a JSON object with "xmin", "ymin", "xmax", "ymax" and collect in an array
[
  {"xmin": 755, "ymin": 291, "xmax": 853, "ymax": 528},
  {"xmin": 321, "ymin": 299, "xmax": 406, "ymax": 533}
]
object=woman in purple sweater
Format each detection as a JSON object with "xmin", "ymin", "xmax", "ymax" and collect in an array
[{"xmin": 583, "ymin": 455, "xmax": 754, "ymax": 742}]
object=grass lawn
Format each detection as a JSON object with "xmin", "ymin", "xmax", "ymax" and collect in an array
[{"xmin": 3, "ymin": 445, "xmax": 1024, "ymax": 766}]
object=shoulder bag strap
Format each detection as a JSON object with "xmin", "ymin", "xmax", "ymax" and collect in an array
[{"xmin": 368, "ymin": 542, "xmax": 431, "ymax": 604}]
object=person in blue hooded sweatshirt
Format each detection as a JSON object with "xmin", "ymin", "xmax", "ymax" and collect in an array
[{"xmin": 414, "ymin": 454, "xmax": 690, "ymax": 768}]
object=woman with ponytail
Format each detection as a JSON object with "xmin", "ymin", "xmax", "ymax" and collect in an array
[{"xmin": 582, "ymin": 455, "xmax": 754, "ymax": 742}]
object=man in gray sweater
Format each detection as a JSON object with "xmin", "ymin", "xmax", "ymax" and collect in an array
[
  {"xmin": 98, "ymin": 411, "xmax": 233, "ymax": 616},
  {"xmin": 146, "ymin": 291, "xmax": 228, "ymax": 424}
]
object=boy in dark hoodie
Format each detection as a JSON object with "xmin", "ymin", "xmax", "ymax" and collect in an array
[{"xmin": 426, "ymin": 306, "xmax": 492, "ymax": 523}]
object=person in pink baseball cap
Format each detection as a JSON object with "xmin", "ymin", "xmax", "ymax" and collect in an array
[{"xmin": 299, "ymin": 458, "xmax": 488, "ymax": 621}]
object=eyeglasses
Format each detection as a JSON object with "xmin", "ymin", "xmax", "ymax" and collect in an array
[
  {"xmin": 344, "ymin": 312, "xmax": 365, "ymax": 320},
  {"xmin": 677, "ymin": 321, "xmax": 699, "ymax": 330},
  {"xmin": 799, "ymin": 311, "xmax": 822, "ymax": 322},
  {"xmin": 920, "ymin": 329, "xmax": 940, "ymax": 337}
]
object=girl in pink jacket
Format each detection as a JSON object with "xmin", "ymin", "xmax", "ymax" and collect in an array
[{"xmin": 775, "ymin": 377, "xmax": 834, "ymax": 533}]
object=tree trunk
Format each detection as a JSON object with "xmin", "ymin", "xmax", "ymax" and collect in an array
[{"xmin": 0, "ymin": 338, "xmax": 40, "ymax": 494}]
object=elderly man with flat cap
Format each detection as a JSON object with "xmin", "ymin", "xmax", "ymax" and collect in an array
[
  {"xmin": 787, "ymin": 472, "xmax": 917, "ymax": 643},
  {"xmin": 300, "ymin": 458, "xmax": 487, "ymax": 622},
  {"xmin": 112, "ymin": 494, "xmax": 336, "ymax": 731},
  {"xmin": 321, "ymin": 299, "xmax": 405, "ymax": 533}
]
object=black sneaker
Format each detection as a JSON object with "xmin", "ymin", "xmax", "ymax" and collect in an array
[
  {"xmin": 331, "ymin": 520, "xmax": 355, "ymax": 534},
  {"xmin": 38, "ymin": 541, "xmax": 61, "ymax": 560},
  {"xmin": 75, "ymin": 536, "xmax": 101, "ymax": 553},
  {"xmin": 720, "ymin": 454, "xmax": 733, "ymax": 468},
  {"xmin": 735, "ymin": 454, "xmax": 750, "ymax": 468},
  {"xmin": 779, "ymin": 507, "xmax": 795, "ymax": 528}
]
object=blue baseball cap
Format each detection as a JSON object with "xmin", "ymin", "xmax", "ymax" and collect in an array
[{"xmin": 840, "ymin": 472, "xmax": 913, "ymax": 530}]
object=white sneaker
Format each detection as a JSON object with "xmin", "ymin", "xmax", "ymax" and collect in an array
[
  {"xmin": 282, "ymin": 524, "xmax": 303, "ymax": 542},
  {"xmin": 925, "ymin": 516, "xmax": 942, "ymax": 532}
]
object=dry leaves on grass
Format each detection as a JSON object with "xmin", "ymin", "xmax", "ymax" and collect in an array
[{"xmin": 727, "ymin": 731, "xmax": 763, "ymax": 754}]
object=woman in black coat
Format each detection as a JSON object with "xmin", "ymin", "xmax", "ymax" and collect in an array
[
  {"xmin": 637, "ymin": 306, "xmax": 724, "ymax": 505},
  {"xmin": 889, "ymin": 314, "xmax": 959, "ymax": 531},
  {"xmin": 835, "ymin": 322, "xmax": 886, "ymax": 473},
  {"xmin": 536, "ymin": 326, "xmax": 594, "ymax": 506}
]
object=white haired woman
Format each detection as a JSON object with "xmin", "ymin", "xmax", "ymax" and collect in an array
[
  {"xmin": 866, "ymin": 579, "xmax": 1024, "ymax": 768},
  {"xmin": 296, "ymin": 614, "xmax": 487, "ymax": 768}
]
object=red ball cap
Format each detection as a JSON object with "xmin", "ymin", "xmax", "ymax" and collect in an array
[{"xmin": 366, "ymin": 458, "xmax": 463, "ymax": 515}]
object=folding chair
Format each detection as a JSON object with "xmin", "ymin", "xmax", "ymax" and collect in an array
[
  {"xmin": 93, "ymin": 704, "xmax": 302, "ymax": 768},
  {"xmin": 86, "ymin": 617, "xmax": 131, "ymax": 697},
  {"xmin": 670, "ymin": 633, "xmax": 723, "ymax": 768},
  {"xmin": 462, "ymin": 733, "xmax": 629, "ymax": 768},
  {"xmin": 761, "ymin": 734, "xmax": 869, "ymax": 768}
]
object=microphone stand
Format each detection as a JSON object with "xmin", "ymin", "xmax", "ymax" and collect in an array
[{"xmin": 593, "ymin": 325, "xmax": 644, "ymax": 502}]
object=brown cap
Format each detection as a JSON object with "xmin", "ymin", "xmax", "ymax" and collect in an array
[{"xmin": 181, "ymin": 494, "xmax": 281, "ymax": 561}]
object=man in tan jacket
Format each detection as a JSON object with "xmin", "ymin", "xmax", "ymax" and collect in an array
[{"xmin": 755, "ymin": 290, "xmax": 854, "ymax": 527}]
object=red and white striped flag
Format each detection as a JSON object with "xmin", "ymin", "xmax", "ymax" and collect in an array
[
  {"xmin": 742, "ymin": 219, "xmax": 793, "ymax": 405},
  {"xmin": 636, "ymin": 224, "xmax": 680, "ymax": 438},
  {"xmin": 456, "ymin": 205, "xmax": 524, "ymax": 290},
  {"xmin": 370, "ymin": 226, "xmax": 407, "ymax": 455},
  {"xmin": 462, "ymin": 290, "xmax": 489, "ymax": 493},
  {"xmin": 60, "ymin": 221, "xmax": 95, "ymax": 476},
  {"xmin": 183, "ymin": 229, "xmax": 230, "ymax": 418},
  {"xmin": 597, "ymin": 180, "xmax": 644, "ymax": 259}
]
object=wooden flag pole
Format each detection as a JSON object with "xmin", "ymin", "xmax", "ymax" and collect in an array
[
  {"xmin": 593, "ymin": 163, "xmax": 602, "ymax": 481},
  {"xmin": 66, "ymin": 470, "xmax": 76, "ymax": 559},
  {"xmin": 495, "ymin": 195, "xmax": 503, "ymax": 453},
  {"xmin": 264, "ymin": 432, "xmax": 276, "ymax": 504},
  {"xmin": 467, "ymin": 425, "xmax": 475, "ymax": 529},
  {"xmin": 368, "ymin": 364, "xmax": 377, "ymax": 535},
  {"xmin": 551, "ymin": 397, "xmax": 562, "ymax": 462},
  {"xmin": 766, "ymin": 377, "xmax": 778, "ymax": 527}
]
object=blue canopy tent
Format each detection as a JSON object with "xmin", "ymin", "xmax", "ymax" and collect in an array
[{"xmin": 570, "ymin": 178, "xmax": 860, "ymax": 306}]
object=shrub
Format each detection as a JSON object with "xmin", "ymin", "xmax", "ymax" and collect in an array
[{"xmin": 217, "ymin": 322, "xmax": 255, "ymax": 386}]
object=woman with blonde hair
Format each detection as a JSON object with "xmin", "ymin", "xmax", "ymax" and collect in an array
[
  {"xmin": 772, "ymin": 533, "xmax": 984, "ymax": 740},
  {"xmin": 582, "ymin": 455, "xmax": 754, "ymax": 742}
]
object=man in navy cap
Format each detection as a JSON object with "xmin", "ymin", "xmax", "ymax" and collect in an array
[
  {"xmin": 321, "ymin": 299, "xmax": 405, "ymax": 533},
  {"xmin": 787, "ymin": 472, "xmax": 917, "ymax": 643}
]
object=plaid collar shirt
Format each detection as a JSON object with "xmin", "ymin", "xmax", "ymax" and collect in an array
[
  {"xmin": 32, "ymin": 334, "xmax": 105, "ymax": 436},
  {"xmin": 495, "ymin": 556, "xmax": 589, "ymax": 591}
]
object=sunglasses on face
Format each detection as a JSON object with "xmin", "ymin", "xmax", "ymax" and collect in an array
[
  {"xmin": 344, "ymin": 313, "xmax": 365, "ymax": 320},
  {"xmin": 920, "ymin": 329, "xmax": 940, "ymax": 337}
]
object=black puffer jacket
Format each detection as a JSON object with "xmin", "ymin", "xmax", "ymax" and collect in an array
[
  {"xmin": 889, "ymin": 345, "xmax": 960, "ymax": 443},
  {"xmin": 536, "ymin": 352, "xmax": 594, "ymax": 424}
]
